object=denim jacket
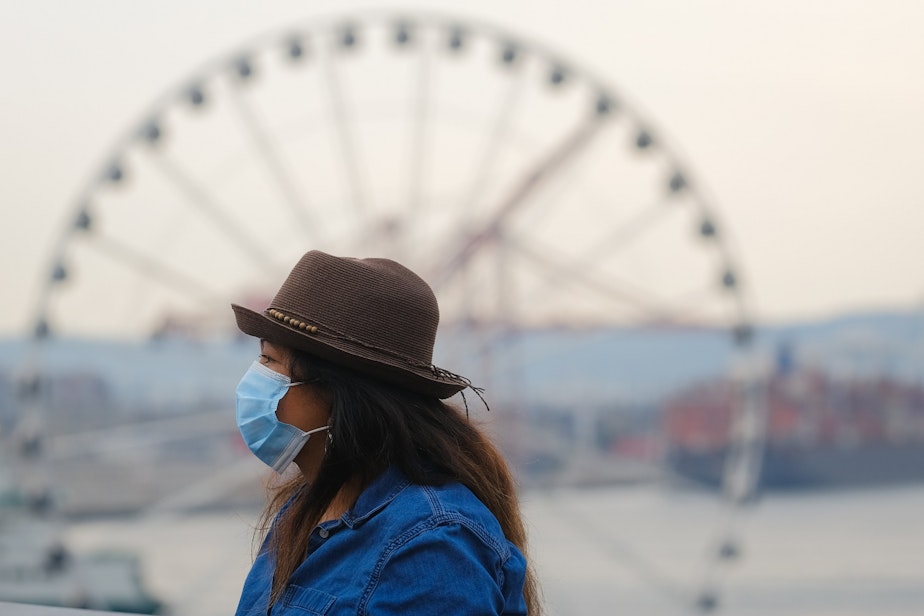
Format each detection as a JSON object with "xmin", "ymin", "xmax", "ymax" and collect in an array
[{"xmin": 235, "ymin": 466, "xmax": 528, "ymax": 615}]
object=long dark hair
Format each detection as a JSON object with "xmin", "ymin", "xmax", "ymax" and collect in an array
[{"xmin": 256, "ymin": 348, "xmax": 541, "ymax": 613}]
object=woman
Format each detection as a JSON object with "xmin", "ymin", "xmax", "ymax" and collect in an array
[{"xmin": 232, "ymin": 250, "xmax": 540, "ymax": 615}]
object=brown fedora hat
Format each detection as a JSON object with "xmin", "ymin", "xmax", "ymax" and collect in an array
[{"xmin": 231, "ymin": 250, "xmax": 471, "ymax": 399}]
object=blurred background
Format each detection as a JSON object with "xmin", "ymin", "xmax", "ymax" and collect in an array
[{"xmin": 1, "ymin": 1, "xmax": 923, "ymax": 614}]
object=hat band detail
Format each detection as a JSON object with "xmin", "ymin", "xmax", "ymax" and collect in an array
[{"xmin": 267, "ymin": 308, "xmax": 319, "ymax": 334}]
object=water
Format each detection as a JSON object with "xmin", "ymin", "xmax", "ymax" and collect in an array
[
  {"xmin": 525, "ymin": 484, "xmax": 924, "ymax": 615},
  {"xmin": 65, "ymin": 484, "xmax": 924, "ymax": 615}
]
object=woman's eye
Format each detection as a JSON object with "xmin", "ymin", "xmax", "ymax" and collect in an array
[{"xmin": 258, "ymin": 354, "xmax": 271, "ymax": 363}]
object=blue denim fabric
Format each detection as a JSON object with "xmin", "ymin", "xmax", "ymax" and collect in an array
[{"xmin": 235, "ymin": 466, "xmax": 529, "ymax": 615}]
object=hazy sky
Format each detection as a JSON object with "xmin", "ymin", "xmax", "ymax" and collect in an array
[{"xmin": 2, "ymin": 0, "xmax": 923, "ymax": 335}]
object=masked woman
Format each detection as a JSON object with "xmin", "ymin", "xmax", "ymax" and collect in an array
[{"xmin": 232, "ymin": 250, "xmax": 540, "ymax": 615}]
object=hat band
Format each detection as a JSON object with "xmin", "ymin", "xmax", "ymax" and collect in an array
[{"xmin": 266, "ymin": 307, "xmax": 464, "ymax": 384}]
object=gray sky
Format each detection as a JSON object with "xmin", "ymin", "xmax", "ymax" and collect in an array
[{"xmin": 2, "ymin": 0, "xmax": 923, "ymax": 335}]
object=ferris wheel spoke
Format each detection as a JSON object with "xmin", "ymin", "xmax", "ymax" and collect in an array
[
  {"xmin": 146, "ymin": 152, "xmax": 278, "ymax": 275},
  {"xmin": 539, "ymin": 495, "xmax": 693, "ymax": 610},
  {"xmin": 451, "ymin": 59, "xmax": 527, "ymax": 225},
  {"xmin": 432, "ymin": 114, "xmax": 606, "ymax": 289},
  {"xmin": 506, "ymin": 234, "xmax": 683, "ymax": 323},
  {"xmin": 321, "ymin": 33, "xmax": 369, "ymax": 218},
  {"xmin": 87, "ymin": 235, "xmax": 227, "ymax": 307},
  {"xmin": 406, "ymin": 31, "xmax": 431, "ymax": 218},
  {"xmin": 580, "ymin": 196, "xmax": 673, "ymax": 263},
  {"xmin": 225, "ymin": 84, "xmax": 322, "ymax": 243}
]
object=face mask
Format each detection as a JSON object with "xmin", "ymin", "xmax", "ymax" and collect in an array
[{"xmin": 235, "ymin": 360, "xmax": 330, "ymax": 473}]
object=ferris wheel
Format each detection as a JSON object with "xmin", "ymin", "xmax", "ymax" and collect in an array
[{"xmin": 21, "ymin": 11, "xmax": 761, "ymax": 613}]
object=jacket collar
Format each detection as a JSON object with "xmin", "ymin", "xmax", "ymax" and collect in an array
[{"xmin": 341, "ymin": 466, "xmax": 411, "ymax": 529}]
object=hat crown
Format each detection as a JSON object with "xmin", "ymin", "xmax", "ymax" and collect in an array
[{"xmin": 270, "ymin": 251, "xmax": 439, "ymax": 366}]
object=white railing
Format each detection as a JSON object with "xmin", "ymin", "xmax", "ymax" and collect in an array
[{"xmin": 0, "ymin": 603, "xmax": 123, "ymax": 616}]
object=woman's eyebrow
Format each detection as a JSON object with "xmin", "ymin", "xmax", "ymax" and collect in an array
[{"xmin": 259, "ymin": 340, "xmax": 281, "ymax": 362}]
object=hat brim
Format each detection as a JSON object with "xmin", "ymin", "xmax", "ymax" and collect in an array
[{"xmin": 231, "ymin": 304, "xmax": 467, "ymax": 399}]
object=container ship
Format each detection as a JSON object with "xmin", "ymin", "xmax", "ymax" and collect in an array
[{"xmin": 663, "ymin": 367, "xmax": 924, "ymax": 489}]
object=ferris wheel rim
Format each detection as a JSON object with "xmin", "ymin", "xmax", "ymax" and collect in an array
[{"xmin": 33, "ymin": 10, "xmax": 754, "ymax": 344}]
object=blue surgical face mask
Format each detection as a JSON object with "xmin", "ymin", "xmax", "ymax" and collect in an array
[{"xmin": 235, "ymin": 361, "xmax": 330, "ymax": 473}]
